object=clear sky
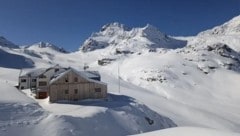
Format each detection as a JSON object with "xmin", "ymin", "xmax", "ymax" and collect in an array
[{"xmin": 0, "ymin": 0, "xmax": 239, "ymax": 51}]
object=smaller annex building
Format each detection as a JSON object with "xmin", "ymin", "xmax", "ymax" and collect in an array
[
  {"xmin": 49, "ymin": 68, "xmax": 107, "ymax": 102},
  {"xmin": 19, "ymin": 65, "xmax": 67, "ymax": 99}
]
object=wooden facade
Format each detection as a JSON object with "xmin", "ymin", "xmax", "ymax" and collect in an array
[{"xmin": 49, "ymin": 69, "xmax": 107, "ymax": 102}]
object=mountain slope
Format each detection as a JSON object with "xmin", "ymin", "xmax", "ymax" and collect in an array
[
  {"xmin": 74, "ymin": 15, "xmax": 240, "ymax": 133},
  {"xmin": 0, "ymin": 41, "xmax": 69, "ymax": 69},
  {"xmin": 0, "ymin": 48, "xmax": 34, "ymax": 69},
  {"xmin": 133, "ymin": 127, "xmax": 240, "ymax": 136},
  {"xmin": 0, "ymin": 36, "xmax": 19, "ymax": 48},
  {"xmin": 187, "ymin": 15, "xmax": 240, "ymax": 52},
  {"xmin": 198, "ymin": 15, "xmax": 240, "ymax": 36}
]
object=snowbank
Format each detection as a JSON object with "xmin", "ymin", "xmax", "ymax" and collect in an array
[{"xmin": 132, "ymin": 127, "xmax": 240, "ymax": 136}]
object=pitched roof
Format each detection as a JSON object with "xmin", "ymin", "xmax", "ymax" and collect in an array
[
  {"xmin": 80, "ymin": 71, "xmax": 100, "ymax": 79},
  {"xmin": 19, "ymin": 64, "xmax": 65, "ymax": 78},
  {"xmin": 19, "ymin": 68, "xmax": 46, "ymax": 77},
  {"xmin": 49, "ymin": 68, "xmax": 106, "ymax": 85}
]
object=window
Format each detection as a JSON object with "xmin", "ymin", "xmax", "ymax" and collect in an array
[
  {"xmin": 39, "ymin": 74, "xmax": 46, "ymax": 78},
  {"xmin": 74, "ymin": 77, "xmax": 78, "ymax": 82},
  {"xmin": 38, "ymin": 81, "xmax": 47, "ymax": 86},
  {"xmin": 74, "ymin": 89, "xmax": 78, "ymax": 94},
  {"xmin": 32, "ymin": 79, "xmax": 36, "ymax": 82},
  {"xmin": 65, "ymin": 90, "xmax": 69, "ymax": 94},
  {"xmin": 95, "ymin": 88, "xmax": 101, "ymax": 93},
  {"xmin": 55, "ymin": 69, "xmax": 59, "ymax": 72},
  {"xmin": 21, "ymin": 79, "xmax": 26, "ymax": 82},
  {"xmin": 65, "ymin": 77, "xmax": 68, "ymax": 82}
]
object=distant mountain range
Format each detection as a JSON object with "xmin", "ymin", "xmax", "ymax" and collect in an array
[{"xmin": 1, "ymin": 15, "xmax": 240, "ymax": 53}]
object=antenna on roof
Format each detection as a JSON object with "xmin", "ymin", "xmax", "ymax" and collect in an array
[
  {"xmin": 19, "ymin": 68, "xmax": 22, "ymax": 77},
  {"xmin": 118, "ymin": 59, "xmax": 120, "ymax": 94},
  {"xmin": 83, "ymin": 63, "xmax": 89, "ymax": 71},
  {"xmin": 18, "ymin": 68, "xmax": 23, "ymax": 90}
]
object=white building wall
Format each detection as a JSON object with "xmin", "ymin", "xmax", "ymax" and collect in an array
[{"xmin": 19, "ymin": 76, "xmax": 30, "ymax": 89}]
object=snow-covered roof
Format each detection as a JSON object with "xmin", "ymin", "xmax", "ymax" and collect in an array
[
  {"xmin": 50, "ymin": 68, "xmax": 106, "ymax": 85},
  {"xmin": 80, "ymin": 71, "xmax": 100, "ymax": 79},
  {"xmin": 19, "ymin": 68, "xmax": 46, "ymax": 78},
  {"xmin": 19, "ymin": 64, "xmax": 65, "ymax": 78},
  {"xmin": 50, "ymin": 69, "xmax": 69, "ymax": 84}
]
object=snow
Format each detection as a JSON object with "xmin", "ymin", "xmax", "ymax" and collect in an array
[
  {"xmin": 0, "ymin": 67, "xmax": 20, "ymax": 85},
  {"xmin": 0, "ymin": 82, "xmax": 47, "ymax": 136},
  {"xmin": 0, "ymin": 48, "xmax": 34, "ymax": 69},
  {"xmin": 132, "ymin": 127, "xmax": 240, "ymax": 136},
  {"xmin": 99, "ymin": 59, "xmax": 240, "ymax": 132},
  {"xmin": 0, "ymin": 83, "xmax": 34, "ymax": 103},
  {"xmin": 1, "ymin": 79, "xmax": 175, "ymax": 136}
]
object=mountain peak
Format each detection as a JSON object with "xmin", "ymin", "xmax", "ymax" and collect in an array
[
  {"xmin": 143, "ymin": 24, "xmax": 159, "ymax": 31},
  {"xmin": 100, "ymin": 22, "xmax": 130, "ymax": 32},
  {"xmin": 36, "ymin": 42, "xmax": 52, "ymax": 48},
  {"xmin": 27, "ymin": 42, "xmax": 68, "ymax": 53},
  {"xmin": 141, "ymin": 24, "xmax": 166, "ymax": 39}
]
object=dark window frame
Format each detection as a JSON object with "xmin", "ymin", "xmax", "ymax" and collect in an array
[
  {"xmin": 95, "ymin": 88, "xmax": 101, "ymax": 93},
  {"xmin": 39, "ymin": 74, "xmax": 46, "ymax": 78},
  {"xmin": 38, "ymin": 81, "xmax": 47, "ymax": 86},
  {"xmin": 21, "ymin": 79, "xmax": 27, "ymax": 82},
  {"xmin": 55, "ymin": 69, "xmax": 59, "ymax": 72},
  {"xmin": 65, "ymin": 77, "xmax": 68, "ymax": 82},
  {"xmin": 74, "ymin": 77, "xmax": 78, "ymax": 82},
  {"xmin": 74, "ymin": 89, "xmax": 78, "ymax": 94}
]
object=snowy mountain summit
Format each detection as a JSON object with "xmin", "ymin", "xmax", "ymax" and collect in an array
[
  {"xmin": 0, "ymin": 36, "xmax": 19, "ymax": 48},
  {"xmin": 100, "ymin": 22, "xmax": 131, "ymax": 32},
  {"xmin": 80, "ymin": 22, "xmax": 187, "ymax": 52}
]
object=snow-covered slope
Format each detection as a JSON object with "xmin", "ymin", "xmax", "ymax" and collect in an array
[
  {"xmin": 0, "ymin": 81, "xmax": 81, "ymax": 136},
  {"xmin": 75, "ymin": 15, "xmax": 240, "ymax": 134},
  {"xmin": 0, "ymin": 36, "xmax": 19, "ymax": 48},
  {"xmin": 187, "ymin": 15, "xmax": 240, "ymax": 52},
  {"xmin": 199, "ymin": 15, "xmax": 240, "ymax": 36},
  {"xmin": 0, "ymin": 41, "xmax": 69, "ymax": 69},
  {"xmin": 0, "ymin": 76, "xmax": 176, "ymax": 136},
  {"xmin": 132, "ymin": 127, "xmax": 240, "ymax": 136},
  {"xmin": 0, "ymin": 48, "xmax": 34, "ymax": 69},
  {"xmin": 80, "ymin": 22, "xmax": 187, "ymax": 53}
]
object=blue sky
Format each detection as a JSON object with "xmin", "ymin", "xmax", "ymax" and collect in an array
[{"xmin": 0, "ymin": 0, "xmax": 239, "ymax": 51}]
